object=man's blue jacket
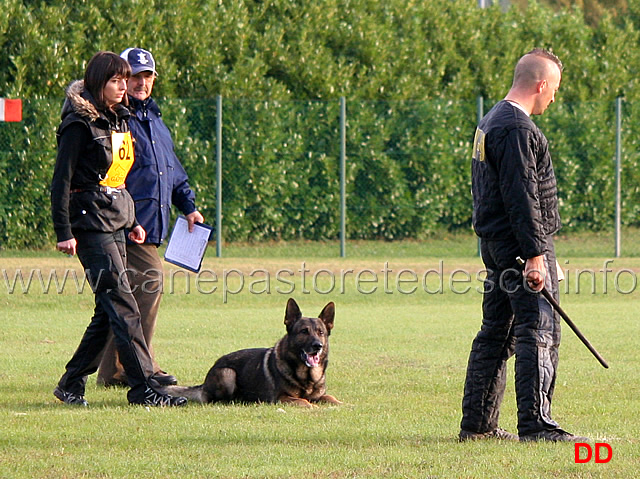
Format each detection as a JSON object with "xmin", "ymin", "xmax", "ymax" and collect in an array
[{"xmin": 126, "ymin": 96, "xmax": 197, "ymax": 245}]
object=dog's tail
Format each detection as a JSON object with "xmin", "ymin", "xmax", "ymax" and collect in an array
[{"xmin": 163, "ymin": 384, "xmax": 208, "ymax": 403}]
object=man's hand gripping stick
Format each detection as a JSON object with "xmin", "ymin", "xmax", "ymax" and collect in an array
[{"xmin": 516, "ymin": 256, "xmax": 609, "ymax": 369}]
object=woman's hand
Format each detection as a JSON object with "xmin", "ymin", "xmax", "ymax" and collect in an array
[
  {"xmin": 57, "ymin": 238, "xmax": 77, "ymax": 256},
  {"xmin": 128, "ymin": 225, "xmax": 146, "ymax": 244}
]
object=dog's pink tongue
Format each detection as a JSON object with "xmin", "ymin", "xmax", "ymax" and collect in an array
[{"xmin": 307, "ymin": 353, "xmax": 320, "ymax": 367}]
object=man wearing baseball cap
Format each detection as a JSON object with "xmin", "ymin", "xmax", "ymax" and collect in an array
[
  {"xmin": 97, "ymin": 47, "xmax": 204, "ymax": 387},
  {"xmin": 120, "ymin": 47, "xmax": 158, "ymax": 76}
]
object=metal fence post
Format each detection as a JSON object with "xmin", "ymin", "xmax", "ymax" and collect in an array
[
  {"xmin": 476, "ymin": 95, "xmax": 484, "ymax": 257},
  {"xmin": 615, "ymin": 96, "xmax": 622, "ymax": 258},
  {"xmin": 340, "ymin": 97, "xmax": 346, "ymax": 258},
  {"xmin": 216, "ymin": 94, "xmax": 223, "ymax": 257}
]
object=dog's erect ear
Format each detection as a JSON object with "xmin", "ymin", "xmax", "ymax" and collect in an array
[
  {"xmin": 284, "ymin": 298, "xmax": 302, "ymax": 330},
  {"xmin": 318, "ymin": 302, "xmax": 335, "ymax": 334}
]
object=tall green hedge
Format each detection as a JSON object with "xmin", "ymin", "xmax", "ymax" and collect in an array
[{"xmin": 1, "ymin": 0, "xmax": 640, "ymax": 247}]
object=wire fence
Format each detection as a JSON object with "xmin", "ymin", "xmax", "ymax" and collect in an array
[{"xmin": 0, "ymin": 96, "xmax": 638, "ymax": 255}]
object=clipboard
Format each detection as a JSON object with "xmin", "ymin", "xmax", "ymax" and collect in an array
[{"xmin": 164, "ymin": 215, "xmax": 213, "ymax": 273}]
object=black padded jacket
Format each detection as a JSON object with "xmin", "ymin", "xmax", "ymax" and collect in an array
[{"xmin": 471, "ymin": 100, "xmax": 561, "ymax": 259}]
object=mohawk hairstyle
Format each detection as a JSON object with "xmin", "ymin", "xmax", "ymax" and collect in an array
[{"xmin": 526, "ymin": 48, "xmax": 564, "ymax": 72}]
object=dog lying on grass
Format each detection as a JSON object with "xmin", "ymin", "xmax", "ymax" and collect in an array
[{"xmin": 164, "ymin": 298, "xmax": 341, "ymax": 408}]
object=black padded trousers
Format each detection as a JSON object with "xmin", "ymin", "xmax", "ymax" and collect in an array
[{"xmin": 461, "ymin": 236, "xmax": 561, "ymax": 436}]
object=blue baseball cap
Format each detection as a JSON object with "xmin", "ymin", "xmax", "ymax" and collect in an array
[{"xmin": 120, "ymin": 47, "xmax": 157, "ymax": 75}]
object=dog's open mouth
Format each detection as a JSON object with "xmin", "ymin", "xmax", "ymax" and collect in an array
[{"xmin": 301, "ymin": 350, "xmax": 322, "ymax": 368}]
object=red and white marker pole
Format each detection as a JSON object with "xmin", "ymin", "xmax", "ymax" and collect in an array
[{"xmin": 0, "ymin": 98, "xmax": 22, "ymax": 122}]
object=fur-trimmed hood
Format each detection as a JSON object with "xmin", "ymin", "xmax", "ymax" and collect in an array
[
  {"xmin": 59, "ymin": 80, "xmax": 130, "ymax": 129},
  {"xmin": 60, "ymin": 80, "xmax": 100, "ymax": 122}
]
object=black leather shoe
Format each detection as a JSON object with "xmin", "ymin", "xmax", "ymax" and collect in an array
[
  {"xmin": 130, "ymin": 387, "xmax": 187, "ymax": 407},
  {"xmin": 520, "ymin": 428, "xmax": 590, "ymax": 442},
  {"xmin": 459, "ymin": 427, "xmax": 518, "ymax": 442},
  {"xmin": 54, "ymin": 386, "xmax": 88, "ymax": 407},
  {"xmin": 151, "ymin": 371, "xmax": 178, "ymax": 386}
]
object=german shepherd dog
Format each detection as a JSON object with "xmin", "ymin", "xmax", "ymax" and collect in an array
[{"xmin": 164, "ymin": 298, "xmax": 341, "ymax": 408}]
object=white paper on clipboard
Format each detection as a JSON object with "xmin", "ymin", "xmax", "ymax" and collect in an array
[{"xmin": 164, "ymin": 216, "xmax": 212, "ymax": 272}]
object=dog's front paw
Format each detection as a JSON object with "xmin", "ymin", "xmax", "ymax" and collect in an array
[
  {"xmin": 319, "ymin": 394, "xmax": 342, "ymax": 405},
  {"xmin": 279, "ymin": 396, "xmax": 315, "ymax": 408}
]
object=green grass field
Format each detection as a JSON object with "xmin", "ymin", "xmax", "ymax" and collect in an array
[{"xmin": 1, "ymin": 235, "xmax": 639, "ymax": 478}]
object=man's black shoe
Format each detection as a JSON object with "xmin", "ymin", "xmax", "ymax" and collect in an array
[
  {"xmin": 520, "ymin": 428, "xmax": 590, "ymax": 443},
  {"xmin": 54, "ymin": 386, "xmax": 88, "ymax": 407},
  {"xmin": 459, "ymin": 427, "xmax": 519, "ymax": 442},
  {"xmin": 130, "ymin": 387, "xmax": 187, "ymax": 407},
  {"xmin": 151, "ymin": 371, "xmax": 178, "ymax": 386}
]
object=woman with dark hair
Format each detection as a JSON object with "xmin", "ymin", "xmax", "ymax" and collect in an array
[{"xmin": 50, "ymin": 51, "xmax": 187, "ymax": 407}]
